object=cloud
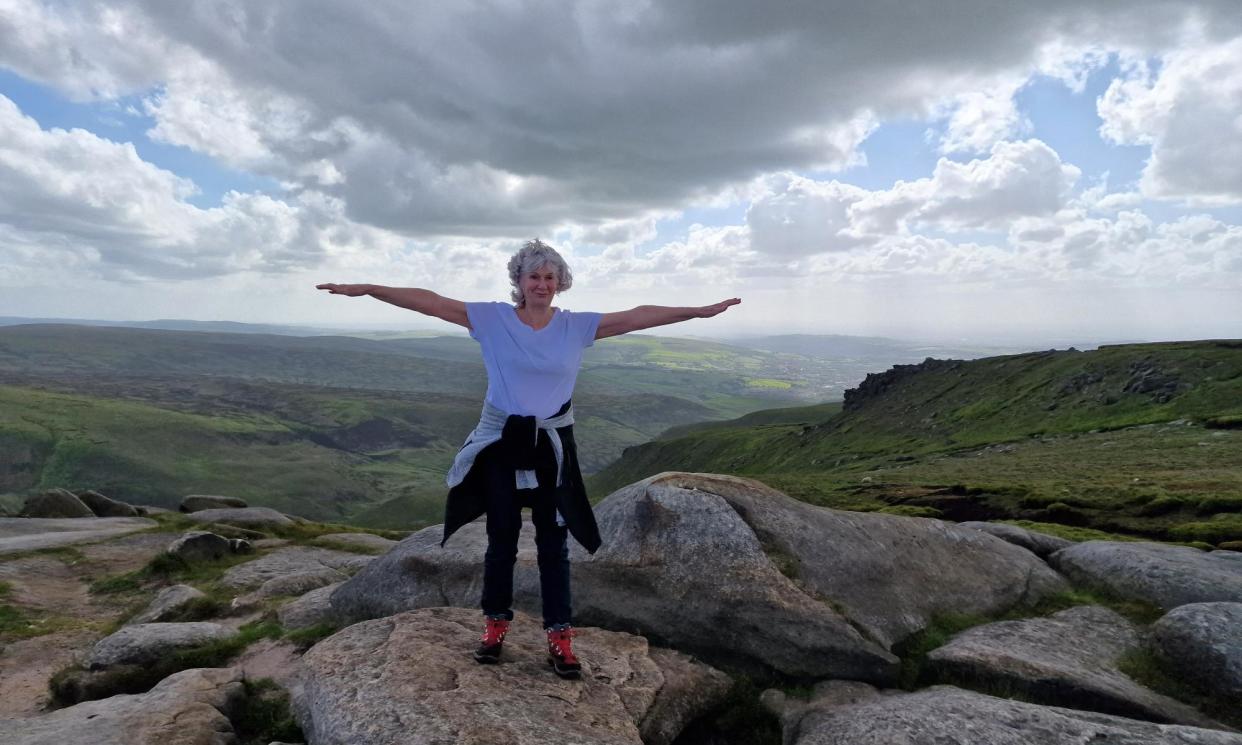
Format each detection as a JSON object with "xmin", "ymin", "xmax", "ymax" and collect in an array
[
  {"xmin": 1098, "ymin": 35, "xmax": 1242, "ymax": 205},
  {"xmin": 0, "ymin": 93, "xmax": 395, "ymax": 281},
  {"xmin": 6, "ymin": 0, "xmax": 1239, "ymax": 238}
]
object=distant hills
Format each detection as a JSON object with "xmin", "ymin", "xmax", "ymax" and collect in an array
[
  {"xmin": 590, "ymin": 340, "xmax": 1242, "ymax": 545},
  {"xmin": 1, "ymin": 320, "xmax": 1005, "ymax": 528}
]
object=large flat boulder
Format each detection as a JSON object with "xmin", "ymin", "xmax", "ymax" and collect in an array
[
  {"xmin": 0, "ymin": 667, "xmax": 243, "ymax": 745},
  {"xmin": 219, "ymin": 546, "xmax": 372, "ymax": 590},
  {"xmin": 1150, "ymin": 602, "xmax": 1242, "ymax": 698},
  {"xmin": 184, "ymin": 507, "xmax": 295, "ymax": 529},
  {"xmin": 1049, "ymin": 541, "xmax": 1242, "ymax": 609},
  {"xmin": 20, "ymin": 489, "xmax": 94, "ymax": 518},
  {"xmin": 313, "ymin": 532, "xmax": 398, "ymax": 553},
  {"xmin": 0, "ymin": 516, "xmax": 157, "ymax": 555},
  {"xmin": 331, "ymin": 473, "xmax": 1065, "ymax": 683},
  {"xmin": 278, "ymin": 582, "xmax": 344, "ymax": 630},
  {"xmin": 88, "ymin": 622, "xmax": 237, "ymax": 668},
  {"xmin": 291, "ymin": 607, "xmax": 731, "ymax": 745},
  {"xmin": 762, "ymin": 682, "xmax": 1242, "ymax": 745},
  {"xmin": 926, "ymin": 605, "xmax": 1221, "ymax": 727}
]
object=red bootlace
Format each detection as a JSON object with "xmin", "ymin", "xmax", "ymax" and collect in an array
[
  {"xmin": 547, "ymin": 627, "xmax": 578, "ymax": 663},
  {"xmin": 482, "ymin": 618, "xmax": 510, "ymax": 646}
]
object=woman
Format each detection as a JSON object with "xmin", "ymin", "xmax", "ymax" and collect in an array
[{"xmin": 317, "ymin": 239, "xmax": 740, "ymax": 679}]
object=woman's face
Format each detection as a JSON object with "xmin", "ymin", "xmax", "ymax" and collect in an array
[{"xmin": 520, "ymin": 263, "xmax": 559, "ymax": 307}]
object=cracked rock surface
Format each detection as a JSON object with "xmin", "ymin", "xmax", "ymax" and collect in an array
[{"xmin": 291, "ymin": 606, "xmax": 730, "ymax": 745}]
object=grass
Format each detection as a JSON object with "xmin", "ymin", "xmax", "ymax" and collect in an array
[
  {"xmin": 233, "ymin": 678, "xmax": 305, "ymax": 745},
  {"xmin": 1117, "ymin": 648, "xmax": 1242, "ymax": 729}
]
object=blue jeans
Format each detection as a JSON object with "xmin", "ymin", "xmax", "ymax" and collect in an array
[{"xmin": 479, "ymin": 441, "xmax": 572, "ymax": 627}]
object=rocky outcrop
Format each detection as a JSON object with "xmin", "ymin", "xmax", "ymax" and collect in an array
[
  {"xmin": 331, "ymin": 473, "xmax": 1065, "ymax": 682},
  {"xmin": 0, "ymin": 516, "xmax": 157, "ymax": 555},
  {"xmin": 219, "ymin": 547, "xmax": 371, "ymax": 591},
  {"xmin": 128, "ymin": 584, "xmax": 208, "ymax": 625},
  {"xmin": 20, "ymin": 489, "xmax": 94, "ymax": 518},
  {"xmin": 76, "ymin": 490, "xmax": 140, "ymax": 518},
  {"xmin": 166, "ymin": 531, "xmax": 234, "ymax": 562},
  {"xmin": 184, "ymin": 507, "xmax": 295, "ymax": 530},
  {"xmin": 956, "ymin": 521, "xmax": 1072, "ymax": 557},
  {"xmin": 762, "ymin": 682, "xmax": 1242, "ymax": 745},
  {"xmin": 88, "ymin": 622, "xmax": 236, "ymax": 668},
  {"xmin": 180, "ymin": 495, "xmax": 249, "ymax": 512},
  {"xmin": 1049, "ymin": 541, "xmax": 1242, "ymax": 609},
  {"xmin": 278, "ymin": 582, "xmax": 343, "ymax": 630},
  {"xmin": 1, "ymin": 667, "xmax": 244, "ymax": 745},
  {"xmin": 926, "ymin": 605, "xmax": 1221, "ymax": 727},
  {"xmin": 291, "ymin": 607, "xmax": 731, "ymax": 745},
  {"xmin": 1149, "ymin": 602, "xmax": 1242, "ymax": 698}
]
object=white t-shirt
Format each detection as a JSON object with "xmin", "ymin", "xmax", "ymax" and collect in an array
[{"xmin": 466, "ymin": 302, "xmax": 602, "ymax": 419}]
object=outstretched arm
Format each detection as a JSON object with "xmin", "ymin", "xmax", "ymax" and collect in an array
[
  {"xmin": 315, "ymin": 284, "xmax": 470, "ymax": 329},
  {"xmin": 595, "ymin": 298, "xmax": 740, "ymax": 340}
]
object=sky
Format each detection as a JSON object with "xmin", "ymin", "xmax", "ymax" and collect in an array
[{"xmin": 1, "ymin": 1, "xmax": 1241, "ymax": 345}]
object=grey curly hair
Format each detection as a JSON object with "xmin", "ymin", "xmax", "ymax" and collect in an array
[{"xmin": 508, "ymin": 239, "xmax": 573, "ymax": 307}]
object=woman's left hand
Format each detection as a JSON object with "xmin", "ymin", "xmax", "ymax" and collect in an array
[{"xmin": 696, "ymin": 298, "xmax": 741, "ymax": 318}]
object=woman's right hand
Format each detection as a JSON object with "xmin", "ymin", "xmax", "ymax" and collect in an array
[{"xmin": 316, "ymin": 283, "xmax": 373, "ymax": 296}]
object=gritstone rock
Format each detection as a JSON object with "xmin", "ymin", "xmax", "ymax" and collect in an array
[
  {"xmin": 277, "ymin": 582, "xmax": 343, "ymax": 630},
  {"xmin": 166, "ymin": 531, "xmax": 233, "ymax": 563},
  {"xmin": 20, "ymin": 489, "xmax": 94, "ymax": 518},
  {"xmin": 1049, "ymin": 541, "xmax": 1242, "ymax": 609},
  {"xmin": 184, "ymin": 507, "xmax": 295, "ymax": 530},
  {"xmin": 763, "ymin": 682, "xmax": 1242, "ymax": 745},
  {"xmin": 219, "ymin": 547, "xmax": 372, "ymax": 591},
  {"xmin": 926, "ymin": 605, "xmax": 1223, "ymax": 728},
  {"xmin": 331, "ymin": 472, "xmax": 1066, "ymax": 682},
  {"xmin": 180, "ymin": 495, "xmax": 249, "ymax": 512},
  {"xmin": 291, "ymin": 607, "xmax": 730, "ymax": 745},
  {"xmin": 0, "ymin": 667, "xmax": 244, "ymax": 745},
  {"xmin": 76, "ymin": 490, "xmax": 140, "ymax": 518},
  {"xmin": 1149, "ymin": 602, "xmax": 1242, "ymax": 698},
  {"xmin": 956, "ymin": 520, "xmax": 1072, "ymax": 557},
  {"xmin": 88, "ymin": 622, "xmax": 236, "ymax": 668},
  {"xmin": 127, "ymin": 584, "xmax": 209, "ymax": 625}
]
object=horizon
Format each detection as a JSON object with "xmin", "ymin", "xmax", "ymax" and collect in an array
[{"xmin": 1, "ymin": 3, "xmax": 1240, "ymax": 342}]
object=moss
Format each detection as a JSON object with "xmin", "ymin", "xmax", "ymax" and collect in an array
[
  {"xmin": 877, "ymin": 505, "xmax": 944, "ymax": 518},
  {"xmin": 284, "ymin": 622, "xmax": 341, "ymax": 649},
  {"xmin": 672, "ymin": 676, "xmax": 781, "ymax": 745},
  {"xmin": 233, "ymin": 678, "xmax": 304, "ymax": 745}
]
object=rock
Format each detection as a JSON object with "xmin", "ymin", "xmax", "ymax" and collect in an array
[
  {"xmin": 956, "ymin": 521, "xmax": 1072, "ymax": 557},
  {"xmin": 180, "ymin": 494, "xmax": 249, "ymax": 512},
  {"xmin": 313, "ymin": 532, "xmax": 398, "ymax": 552},
  {"xmin": 184, "ymin": 506, "xmax": 295, "ymax": 529},
  {"xmin": 88, "ymin": 622, "xmax": 236, "ymax": 668},
  {"xmin": 0, "ymin": 516, "xmax": 158, "ymax": 555},
  {"xmin": 1150, "ymin": 602, "xmax": 1242, "ymax": 698},
  {"xmin": 765, "ymin": 682, "xmax": 1242, "ymax": 745},
  {"xmin": 291, "ymin": 607, "xmax": 731, "ymax": 745},
  {"xmin": 220, "ymin": 547, "xmax": 372, "ymax": 590},
  {"xmin": 278, "ymin": 582, "xmax": 344, "ymax": 630},
  {"xmin": 128, "ymin": 584, "xmax": 209, "ymax": 625},
  {"xmin": 254, "ymin": 568, "xmax": 347, "ymax": 599},
  {"xmin": 1050, "ymin": 541, "xmax": 1242, "ymax": 609},
  {"xmin": 166, "ymin": 531, "xmax": 233, "ymax": 562},
  {"xmin": 333, "ymin": 473, "xmax": 1066, "ymax": 682},
  {"xmin": 76, "ymin": 489, "xmax": 140, "ymax": 517},
  {"xmin": 0, "ymin": 667, "xmax": 243, "ymax": 745},
  {"xmin": 926, "ymin": 605, "xmax": 1221, "ymax": 727},
  {"xmin": 19, "ymin": 489, "xmax": 94, "ymax": 518}
]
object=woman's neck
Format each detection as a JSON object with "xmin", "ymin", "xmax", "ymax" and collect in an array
[{"xmin": 517, "ymin": 303, "xmax": 555, "ymax": 328}]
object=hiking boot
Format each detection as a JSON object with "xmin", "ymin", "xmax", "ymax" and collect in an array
[
  {"xmin": 546, "ymin": 626, "xmax": 582, "ymax": 679},
  {"xmin": 474, "ymin": 616, "xmax": 510, "ymax": 664}
]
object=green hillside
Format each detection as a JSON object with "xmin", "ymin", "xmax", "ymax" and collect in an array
[{"xmin": 590, "ymin": 341, "xmax": 1242, "ymax": 545}]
